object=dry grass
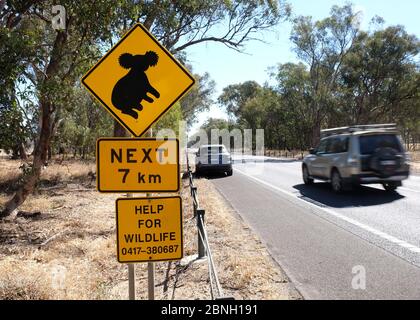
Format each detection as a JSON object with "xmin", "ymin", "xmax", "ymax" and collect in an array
[
  {"xmin": 410, "ymin": 151, "xmax": 420, "ymax": 162},
  {"xmin": 408, "ymin": 151, "xmax": 420, "ymax": 175},
  {"xmin": 0, "ymin": 158, "xmax": 95, "ymax": 195},
  {"xmin": 410, "ymin": 163, "xmax": 420, "ymax": 175},
  {"xmin": 0, "ymin": 158, "xmax": 299, "ymax": 300},
  {"xmin": 0, "ymin": 160, "xmax": 22, "ymax": 194}
]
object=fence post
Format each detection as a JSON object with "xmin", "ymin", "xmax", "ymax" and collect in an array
[
  {"xmin": 197, "ymin": 209, "xmax": 206, "ymax": 258},
  {"xmin": 192, "ymin": 186, "xmax": 198, "ymax": 217}
]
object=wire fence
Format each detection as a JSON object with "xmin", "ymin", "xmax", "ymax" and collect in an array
[
  {"xmin": 185, "ymin": 150, "xmax": 233, "ymax": 300},
  {"xmin": 264, "ymin": 149, "xmax": 307, "ymax": 160}
]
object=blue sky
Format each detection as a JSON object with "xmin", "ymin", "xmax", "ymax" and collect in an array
[{"xmin": 185, "ymin": 0, "xmax": 420, "ymax": 133}]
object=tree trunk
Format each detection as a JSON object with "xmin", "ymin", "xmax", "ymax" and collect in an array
[
  {"xmin": 114, "ymin": 120, "xmax": 128, "ymax": 137},
  {"xmin": 11, "ymin": 145, "xmax": 19, "ymax": 159},
  {"xmin": 0, "ymin": 31, "xmax": 67, "ymax": 219},
  {"xmin": 19, "ymin": 142, "xmax": 27, "ymax": 160},
  {"xmin": 311, "ymin": 121, "xmax": 321, "ymax": 147},
  {"xmin": 0, "ymin": 100, "xmax": 53, "ymax": 218},
  {"xmin": 48, "ymin": 145, "xmax": 52, "ymax": 161}
]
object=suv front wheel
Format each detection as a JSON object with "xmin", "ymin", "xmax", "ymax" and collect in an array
[{"xmin": 302, "ymin": 165, "xmax": 314, "ymax": 185}]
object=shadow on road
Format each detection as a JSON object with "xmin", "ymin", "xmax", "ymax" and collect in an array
[
  {"xmin": 198, "ymin": 172, "xmax": 232, "ymax": 180},
  {"xmin": 293, "ymin": 183, "xmax": 405, "ymax": 208}
]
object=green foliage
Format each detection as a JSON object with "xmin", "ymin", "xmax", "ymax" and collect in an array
[
  {"xmin": 53, "ymin": 88, "xmax": 113, "ymax": 158},
  {"xmin": 218, "ymin": 81, "xmax": 262, "ymax": 119},
  {"xmin": 180, "ymin": 70, "xmax": 215, "ymax": 128},
  {"xmin": 141, "ymin": 0, "xmax": 290, "ymax": 52},
  {"xmin": 152, "ymin": 102, "xmax": 183, "ymax": 136},
  {"xmin": 0, "ymin": 10, "xmax": 41, "ymax": 157},
  {"xmin": 0, "ymin": 103, "xmax": 31, "ymax": 157},
  {"xmin": 340, "ymin": 26, "xmax": 420, "ymax": 124},
  {"xmin": 189, "ymin": 117, "xmax": 235, "ymax": 147},
  {"xmin": 0, "ymin": 0, "xmax": 288, "ymax": 157},
  {"xmin": 200, "ymin": 117, "xmax": 232, "ymax": 137},
  {"xmin": 289, "ymin": 4, "xmax": 360, "ymax": 145}
]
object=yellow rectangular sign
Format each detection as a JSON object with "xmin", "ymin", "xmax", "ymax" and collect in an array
[
  {"xmin": 96, "ymin": 138, "xmax": 179, "ymax": 193},
  {"xmin": 116, "ymin": 196, "xmax": 183, "ymax": 263}
]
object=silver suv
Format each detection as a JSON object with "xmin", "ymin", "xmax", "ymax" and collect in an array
[{"xmin": 302, "ymin": 124, "xmax": 410, "ymax": 192}]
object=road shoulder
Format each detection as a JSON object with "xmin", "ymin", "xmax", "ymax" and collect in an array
[{"xmin": 192, "ymin": 177, "xmax": 302, "ymax": 300}]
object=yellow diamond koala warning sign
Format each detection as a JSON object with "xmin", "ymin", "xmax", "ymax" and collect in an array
[{"xmin": 82, "ymin": 23, "xmax": 195, "ymax": 137}]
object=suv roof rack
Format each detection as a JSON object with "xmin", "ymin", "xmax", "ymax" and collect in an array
[{"xmin": 320, "ymin": 124, "xmax": 397, "ymax": 138}]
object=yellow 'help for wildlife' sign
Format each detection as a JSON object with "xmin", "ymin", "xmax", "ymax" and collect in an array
[
  {"xmin": 96, "ymin": 138, "xmax": 179, "ymax": 193},
  {"xmin": 81, "ymin": 23, "xmax": 195, "ymax": 137},
  {"xmin": 116, "ymin": 196, "xmax": 183, "ymax": 263}
]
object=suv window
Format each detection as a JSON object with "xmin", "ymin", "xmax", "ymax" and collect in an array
[
  {"xmin": 328, "ymin": 136, "xmax": 349, "ymax": 154},
  {"xmin": 359, "ymin": 134, "xmax": 402, "ymax": 155},
  {"xmin": 317, "ymin": 139, "xmax": 328, "ymax": 154},
  {"xmin": 326, "ymin": 137, "xmax": 338, "ymax": 154}
]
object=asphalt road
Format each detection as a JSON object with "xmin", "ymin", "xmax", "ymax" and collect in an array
[{"xmin": 208, "ymin": 156, "xmax": 420, "ymax": 299}]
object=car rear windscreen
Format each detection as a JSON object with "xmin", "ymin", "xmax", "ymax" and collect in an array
[
  {"xmin": 201, "ymin": 146, "xmax": 225, "ymax": 155},
  {"xmin": 359, "ymin": 135, "xmax": 402, "ymax": 155}
]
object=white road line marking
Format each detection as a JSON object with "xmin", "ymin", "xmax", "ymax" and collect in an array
[
  {"xmin": 235, "ymin": 168, "xmax": 420, "ymax": 255},
  {"xmin": 400, "ymin": 187, "xmax": 420, "ymax": 193}
]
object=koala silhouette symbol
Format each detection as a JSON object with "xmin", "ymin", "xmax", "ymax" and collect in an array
[{"xmin": 111, "ymin": 51, "xmax": 160, "ymax": 119}]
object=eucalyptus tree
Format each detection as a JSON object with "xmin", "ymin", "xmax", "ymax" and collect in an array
[
  {"xmin": 110, "ymin": 0, "xmax": 291, "ymax": 136},
  {"xmin": 0, "ymin": 0, "xmax": 120, "ymax": 218},
  {"xmin": 0, "ymin": 0, "xmax": 290, "ymax": 218},
  {"xmin": 340, "ymin": 26, "xmax": 420, "ymax": 125},
  {"xmin": 290, "ymin": 4, "xmax": 360, "ymax": 146}
]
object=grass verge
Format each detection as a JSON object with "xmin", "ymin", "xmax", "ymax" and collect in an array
[{"xmin": 0, "ymin": 159, "xmax": 300, "ymax": 300}]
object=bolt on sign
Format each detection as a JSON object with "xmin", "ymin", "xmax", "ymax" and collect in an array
[
  {"xmin": 116, "ymin": 196, "xmax": 183, "ymax": 263},
  {"xmin": 96, "ymin": 138, "xmax": 179, "ymax": 193},
  {"xmin": 81, "ymin": 23, "xmax": 195, "ymax": 137}
]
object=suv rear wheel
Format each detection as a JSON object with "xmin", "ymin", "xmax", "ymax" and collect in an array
[
  {"xmin": 302, "ymin": 165, "xmax": 314, "ymax": 185},
  {"xmin": 331, "ymin": 169, "xmax": 343, "ymax": 193}
]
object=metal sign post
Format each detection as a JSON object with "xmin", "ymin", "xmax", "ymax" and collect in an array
[
  {"xmin": 127, "ymin": 192, "xmax": 135, "ymax": 300},
  {"xmin": 148, "ymin": 262, "xmax": 155, "ymax": 300},
  {"xmin": 84, "ymin": 23, "xmax": 192, "ymax": 302},
  {"xmin": 147, "ymin": 128, "xmax": 154, "ymax": 301},
  {"xmin": 128, "ymin": 263, "xmax": 135, "ymax": 300}
]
